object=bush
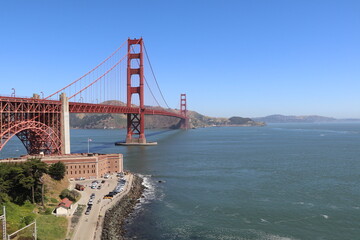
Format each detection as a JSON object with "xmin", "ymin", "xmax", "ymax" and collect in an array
[
  {"xmin": 59, "ymin": 189, "xmax": 80, "ymax": 202},
  {"xmin": 45, "ymin": 208, "xmax": 53, "ymax": 215},
  {"xmin": 50, "ymin": 198, "xmax": 58, "ymax": 203},
  {"xmin": 23, "ymin": 215, "xmax": 35, "ymax": 225}
]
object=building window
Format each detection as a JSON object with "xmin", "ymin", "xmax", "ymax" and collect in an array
[
  {"xmin": 88, "ymin": 170, "xmax": 89, "ymax": 173},
  {"xmin": 70, "ymin": 166, "xmax": 72, "ymax": 169},
  {"xmin": 71, "ymin": 171, "xmax": 72, "ymax": 174}
]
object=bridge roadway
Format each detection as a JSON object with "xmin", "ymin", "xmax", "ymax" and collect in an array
[{"xmin": 0, "ymin": 96, "xmax": 185, "ymax": 118}]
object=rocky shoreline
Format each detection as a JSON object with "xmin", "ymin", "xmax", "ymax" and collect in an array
[{"xmin": 101, "ymin": 175, "xmax": 145, "ymax": 240}]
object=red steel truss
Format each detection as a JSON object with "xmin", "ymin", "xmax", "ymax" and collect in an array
[{"xmin": 0, "ymin": 97, "xmax": 62, "ymax": 154}]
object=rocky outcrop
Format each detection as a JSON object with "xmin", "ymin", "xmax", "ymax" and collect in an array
[{"xmin": 101, "ymin": 175, "xmax": 145, "ymax": 240}]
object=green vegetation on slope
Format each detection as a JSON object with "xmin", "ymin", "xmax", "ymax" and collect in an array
[
  {"xmin": 0, "ymin": 159, "xmax": 68, "ymax": 239},
  {"xmin": 2, "ymin": 201, "xmax": 67, "ymax": 240}
]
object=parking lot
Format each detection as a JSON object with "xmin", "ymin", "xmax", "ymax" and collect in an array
[{"xmin": 71, "ymin": 173, "xmax": 130, "ymax": 240}]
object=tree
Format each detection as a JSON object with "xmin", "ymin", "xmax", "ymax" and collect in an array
[
  {"xmin": 23, "ymin": 158, "xmax": 48, "ymax": 203},
  {"xmin": 48, "ymin": 161, "xmax": 66, "ymax": 180}
]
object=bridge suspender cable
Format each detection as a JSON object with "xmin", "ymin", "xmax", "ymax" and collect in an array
[
  {"xmin": 45, "ymin": 39, "xmax": 127, "ymax": 100},
  {"xmin": 130, "ymin": 45, "xmax": 161, "ymax": 107},
  {"xmin": 68, "ymin": 39, "xmax": 141, "ymax": 100},
  {"xmin": 143, "ymin": 42, "xmax": 170, "ymax": 109},
  {"xmin": 68, "ymin": 52, "xmax": 128, "ymax": 100}
]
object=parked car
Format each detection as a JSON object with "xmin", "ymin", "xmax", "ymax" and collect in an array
[
  {"xmin": 75, "ymin": 184, "xmax": 85, "ymax": 191},
  {"xmin": 90, "ymin": 193, "xmax": 95, "ymax": 199},
  {"xmin": 103, "ymin": 195, "xmax": 113, "ymax": 199}
]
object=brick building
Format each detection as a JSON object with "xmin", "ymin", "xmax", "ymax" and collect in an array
[{"xmin": 0, "ymin": 153, "xmax": 123, "ymax": 179}]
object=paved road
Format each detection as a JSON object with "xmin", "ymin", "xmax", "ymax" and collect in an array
[{"xmin": 71, "ymin": 173, "xmax": 132, "ymax": 240}]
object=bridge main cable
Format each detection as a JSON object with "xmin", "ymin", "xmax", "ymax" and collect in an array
[
  {"xmin": 143, "ymin": 42, "xmax": 171, "ymax": 109},
  {"xmin": 45, "ymin": 40, "xmax": 127, "ymax": 100}
]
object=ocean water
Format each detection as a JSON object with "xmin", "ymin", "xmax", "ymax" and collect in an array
[{"xmin": 2, "ymin": 123, "xmax": 360, "ymax": 239}]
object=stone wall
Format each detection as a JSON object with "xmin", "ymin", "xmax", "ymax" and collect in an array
[{"xmin": 101, "ymin": 175, "xmax": 145, "ymax": 240}]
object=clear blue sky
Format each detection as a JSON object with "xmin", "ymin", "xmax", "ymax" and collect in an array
[{"xmin": 0, "ymin": 0, "xmax": 359, "ymax": 118}]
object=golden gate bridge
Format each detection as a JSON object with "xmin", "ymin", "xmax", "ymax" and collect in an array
[{"xmin": 0, "ymin": 38, "xmax": 188, "ymax": 155}]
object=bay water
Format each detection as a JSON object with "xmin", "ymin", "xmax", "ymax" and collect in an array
[{"xmin": 1, "ymin": 123, "xmax": 360, "ymax": 239}]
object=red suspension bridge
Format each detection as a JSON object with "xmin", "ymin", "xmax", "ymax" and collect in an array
[{"xmin": 0, "ymin": 38, "xmax": 188, "ymax": 155}]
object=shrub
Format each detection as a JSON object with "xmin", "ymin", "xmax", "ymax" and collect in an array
[
  {"xmin": 59, "ymin": 189, "xmax": 80, "ymax": 202},
  {"xmin": 23, "ymin": 215, "xmax": 35, "ymax": 225},
  {"xmin": 45, "ymin": 208, "xmax": 53, "ymax": 215}
]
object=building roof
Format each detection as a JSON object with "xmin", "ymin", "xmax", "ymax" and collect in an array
[{"xmin": 57, "ymin": 197, "xmax": 73, "ymax": 209}]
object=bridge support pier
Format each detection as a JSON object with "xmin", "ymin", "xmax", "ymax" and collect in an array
[
  {"xmin": 116, "ymin": 38, "xmax": 157, "ymax": 146},
  {"xmin": 180, "ymin": 94, "xmax": 189, "ymax": 129},
  {"xmin": 60, "ymin": 93, "xmax": 71, "ymax": 154}
]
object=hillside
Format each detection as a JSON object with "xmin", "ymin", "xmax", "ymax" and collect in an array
[
  {"xmin": 253, "ymin": 114, "xmax": 337, "ymax": 123},
  {"xmin": 69, "ymin": 100, "xmax": 265, "ymax": 129}
]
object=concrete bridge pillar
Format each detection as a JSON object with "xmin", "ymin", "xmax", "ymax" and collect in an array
[{"xmin": 60, "ymin": 93, "xmax": 71, "ymax": 154}]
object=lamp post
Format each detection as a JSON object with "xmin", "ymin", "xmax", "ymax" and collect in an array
[
  {"xmin": 40, "ymin": 91, "xmax": 44, "ymax": 99},
  {"xmin": 11, "ymin": 88, "xmax": 15, "ymax": 97}
]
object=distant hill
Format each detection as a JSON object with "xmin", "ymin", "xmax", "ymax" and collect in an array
[
  {"xmin": 253, "ymin": 114, "xmax": 337, "ymax": 123},
  {"xmin": 69, "ymin": 100, "xmax": 265, "ymax": 129}
]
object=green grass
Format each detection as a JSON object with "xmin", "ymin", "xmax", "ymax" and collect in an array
[
  {"xmin": 37, "ymin": 215, "xmax": 67, "ymax": 240},
  {"xmin": 4, "ymin": 201, "xmax": 36, "ymax": 233},
  {"xmin": 2, "ymin": 201, "xmax": 67, "ymax": 240}
]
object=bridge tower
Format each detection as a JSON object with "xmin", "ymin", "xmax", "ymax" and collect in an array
[
  {"xmin": 125, "ymin": 38, "xmax": 147, "ymax": 144},
  {"xmin": 180, "ymin": 93, "xmax": 189, "ymax": 129}
]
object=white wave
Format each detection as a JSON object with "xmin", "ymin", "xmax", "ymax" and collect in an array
[
  {"xmin": 137, "ymin": 174, "xmax": 161, "ymax": 205},
  {"xmin": 321, "ymin": 214, "xmax": 329, "ymax": 219},
  {"xmin": 249, "ymin": 229, "xmax": 299, "ymax": 240}
]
